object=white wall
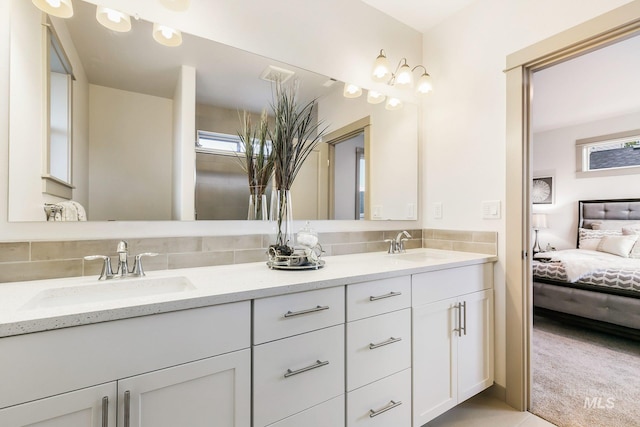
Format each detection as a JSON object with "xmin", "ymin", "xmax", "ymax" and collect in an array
[
  {"xmin": 172, "ymin": 65, "xmax": 196, "ymax": 221},
  {"xmin": 533, "ymin": 112, "xmax": 640, "ymax": 250},
  {"xmin": 89, "ymin": 85, "xmax": 173, "ymax": 220},
  {"xmin": 422, "ymin": 0, "xmax": 634, "ymax": 388}
]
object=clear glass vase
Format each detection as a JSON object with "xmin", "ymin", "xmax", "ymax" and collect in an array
[
  {"xmin": 270, "ymin": 189, "xmax": 294, "ymax": 247},
  {"xmin": 247, "ymin": 194, "xmax": 268, "ymax": 220}
]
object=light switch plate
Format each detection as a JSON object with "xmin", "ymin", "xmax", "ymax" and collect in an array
[{"xmin": 482, "ymin": 200, "xmax": 501, "ymax": 219}]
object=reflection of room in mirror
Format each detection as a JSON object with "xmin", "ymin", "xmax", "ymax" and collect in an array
[{"xmin": 7, "ymin": 0, "xmax": 419, "ymax": 222}]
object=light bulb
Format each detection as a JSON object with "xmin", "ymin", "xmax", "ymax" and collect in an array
[
  {"xmin": 46, "ymin": 0, "xmax": 61, "ymax": 7},
  {"xmin": 153, "ymin": 23, "xmax": 183, "ymax": 46},
  {"xmin": 106, "ymin": 9, "xmax": 122, "ymax": 23},
  {"xmin": 372, "ymin": 50, "xmax": 391, "ymax": 82},
  {"xmin": 96, "ymin": 6, "xmax": 131, "ymax": 32},
  {"xmin": 32, "ymin": 0, "xmax": 73, "ymax": 18},
  {"xmin": 395, "ymin": 62, "xmax": 413, "ymax": 88},
  {"xmin": 385, "ymin": 97, "xmax": 402, "ymax": 110}
]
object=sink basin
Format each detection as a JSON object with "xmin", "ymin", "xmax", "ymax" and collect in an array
[{"xmin": 22, "ymin": 276, "xmax": 196, "ymax": 310}]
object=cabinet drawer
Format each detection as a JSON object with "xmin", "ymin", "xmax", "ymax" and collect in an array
[
  {"xmin": 347, "ymin": 368, "xmax": 411, "ymax": 427},
  {"xmin": 412, "ymin": 263, "xmax": 492, "ymax": 306},
  {"xmin": 267, "ymin": 395, "xmax": 344, "ymax": 427},
  {"xmin": 0, "ymin": 301, "xmax": 250, "ymax": 410},
  {"xmin": 346, "ymin": 309, "xmax": 411, "ymax": 391},
  {"xmin": 254, "ymin": 286, "xmax": 344, "ymax": 344},
  {"xmin": 347, "ymin": 276, "xmax": 410, "ymax": 321},
  {"xmin": 253, "ymin": 325, "xmax": 345, "ymax": 427}
]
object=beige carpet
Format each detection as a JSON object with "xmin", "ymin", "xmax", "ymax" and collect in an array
[{"xmin": 531, "ymin": 315, "xmax": 640, "ymax": 427}]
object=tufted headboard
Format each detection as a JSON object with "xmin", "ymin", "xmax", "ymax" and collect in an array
[{"xmin": 579, "ymin": 199, "xmax": 640, "ymax": 230}]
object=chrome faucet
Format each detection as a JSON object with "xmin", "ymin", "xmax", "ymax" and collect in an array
[
  {"xmin": 116, "ymin": 240, "xmax": 130, "ymax": 278},
  {"xmin": 83, "ymin": 241, "xmax": 158, "ymax": 280},
  {"xmin": 385, "ymin": 231, "xmax": 412, "ymax": 254}
]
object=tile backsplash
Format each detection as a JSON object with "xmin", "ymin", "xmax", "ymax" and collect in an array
[{"xmin": 0, "ymin": 228, "xmax": 497, "ymax": 284}]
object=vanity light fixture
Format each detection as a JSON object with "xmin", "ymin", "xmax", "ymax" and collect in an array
[
  {"xmin": 385, "ymin": 97, "xmax": 402, "ymax": 110},
  {"xmin": 372, "ymin": 49, "xmax": 432, "ymax": 94},
  {"xmin": 343, "ymin": 83, "xmax": 362, "ymax": 98},
  {"xmin": 32, "ymin": 0, "xmax": 74, "ymax": 18},
  {"xmin": 159, "ymin": 0, "xmax": 191, "ymax": 12},
  {"xmin": 153, "ymin": 23, "xmax": 183, "ymax": 47},
  {"xmin": 366, "ymin": 90, "xmax": 385, "ymax": 104},
  {"xmin": 96, "ymin": 6, "xmax": 132, "ymax": 32}
]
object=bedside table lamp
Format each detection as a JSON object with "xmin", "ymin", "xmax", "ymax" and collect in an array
[{"xmin": 532, "ymin": 213, "xmax": 548, "ymax": 255}]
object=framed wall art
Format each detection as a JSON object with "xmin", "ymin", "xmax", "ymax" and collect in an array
[{"xmin": 532, "ymin": 176, "xmax": 554, "ymax": 204}]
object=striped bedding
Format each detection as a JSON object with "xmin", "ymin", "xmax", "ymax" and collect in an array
[{"xmin": 533, "ymin": 249, "xmax": 640, "ymax": 294}]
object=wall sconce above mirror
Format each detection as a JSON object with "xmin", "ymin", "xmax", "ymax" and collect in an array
[{"xmin": 372, "ymin": 49, "xmax": 433, "ymax": 95}]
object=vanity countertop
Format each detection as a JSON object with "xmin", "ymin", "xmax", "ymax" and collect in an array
[{"xmin": 0, "ymin": 249, "xmax": 496, "ymax": 338}]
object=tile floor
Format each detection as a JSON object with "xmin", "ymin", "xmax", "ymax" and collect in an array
[{"xmin": 425, "ymin": 393, "xmax": 556, "ymax": 427}]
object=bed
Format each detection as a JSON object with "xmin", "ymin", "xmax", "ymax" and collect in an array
[{"xmin": 532, "ymin": 199, "xmax": 640, "ymax": 339}]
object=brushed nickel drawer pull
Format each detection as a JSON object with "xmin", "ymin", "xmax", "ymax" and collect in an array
[
  {"xmin": 369, "ymin": 336, "xmax": 402, "ymax": 350},
  {"xmin": 284, "ymin": 305, "xmax": 329, "ymax": 318},
  {"xmin": 284, "ymin": 360, "xmax": 329, "ymax": 378},
  {"xmin": 101, "ymin": 396, "xmax": 109, "ymax": 427},
  {"xmin": 461, "ymin": 301, "xmax": 467, "ymax": 336},
  {"xmin": 454, "ymin": 302, "xmax": 462, "ymax": 337},
  {"xmin": 369, "ymin": 400, "xmax": 403, "ymax": 418},
  {"xmin": 123, "ymin": 390, "xmax": 131, "ymax": 427},
  {"xmin": 369, "ymin": 291, "xmax": 402, "ymax": 301}
]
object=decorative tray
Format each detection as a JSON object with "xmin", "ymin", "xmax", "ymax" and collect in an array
[{"xmin": 267, "ymin": 259, "xmax": 325, "ymax": 270}]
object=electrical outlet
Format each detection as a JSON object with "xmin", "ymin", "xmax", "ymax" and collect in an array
[{"xmin": 434, "ymin": 202, "xmax": 443, "ymax": 219}]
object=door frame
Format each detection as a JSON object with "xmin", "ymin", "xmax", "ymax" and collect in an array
[{"xmin": 504, "ymin": 0, "xmax": 640, "ymax": 410}]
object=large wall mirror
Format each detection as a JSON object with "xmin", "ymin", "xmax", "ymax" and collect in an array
[{"xmin": 8, "ymin": 0, "xmax": 418, "ymax": 222}]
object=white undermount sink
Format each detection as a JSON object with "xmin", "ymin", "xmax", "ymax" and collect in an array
[
  {"xmin": 390, "ymin": 251, "xmax": 454, "ymax": 263},
  {"xmin": 22, "ymin": 276, "xmax": 196, "ymax": 310}
]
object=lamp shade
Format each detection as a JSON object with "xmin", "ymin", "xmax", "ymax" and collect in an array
[
  {"xmin": 385, "ymin": 97, "xmax": 402, "ymax": 111},
  {"xmin": 153, "ymin": 23, "xmax": 183, "ymax": 47},
  {"xmin": 394, "ymin": 61, "xmax": 413, "ymax": 88},
  {"xmin": 96, "ymin": 6, "xmax": 131, "ymax": 32},
  {"xmin": 367, "ymin": 90, "xmax": 385, "ymax": 104},
  {"xmin": 416, "ymin": 72, "xmax": 433, "ymax": 94},
  {"xmin": 32, "ymin": 0, "xmax": 73, "ymax": 18},
  {"xmin": 343, "ymin": 83, "xmax": 362, "ymax": 98},
  {"xmin": 159, "ymin": 0, "xmax": 190, "ymax": 12},
  {"xmin": 372, "ymin": 51, "xmax": 391, "ymax": 82},
  {"xmin": 532, "ymin": 213, "xmax": 548, "ymax": 229}
]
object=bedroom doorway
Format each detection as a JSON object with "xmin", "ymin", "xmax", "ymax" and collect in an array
[
  {"xmin": 504, "ymin": 1, "xmax": 640, "ymax": 412},
  {"xmin": 528, "ymin": 33, "xmax": 640, "ymax": 427}
]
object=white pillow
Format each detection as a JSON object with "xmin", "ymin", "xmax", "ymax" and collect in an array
[
  {"xmin": 591, "ymin": 220, "xmax": 640, "ymax": 231},
  {"xmin": 578, "ymin": 228, "xmax": 622, "ymax": 250},
  {"xmin": 596, "ymin": 235, "xmax": 639, "ymax": 257},
  {"xmin": 622, "ymin": 227, "xmax": 640, "ymax": 258}
]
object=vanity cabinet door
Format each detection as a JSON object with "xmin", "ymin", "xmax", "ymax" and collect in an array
[
  {"xmin": 0, "ymin": 382, "xmax": 116, "ymax": 427},
  {"xmin": 412, "ymin": 297, "xmax": 458, "ymax": 426},
  {"xmin": 119, "ymin": 349, "xmax": 250, "ymax": 427}
]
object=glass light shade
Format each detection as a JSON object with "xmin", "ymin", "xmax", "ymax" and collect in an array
[
  {"xmin": 385, "ymin": 97, "xmax": 402, "ymax": 110},
  {"xmin": 343, "ymin": 83, "xmax": 362, "ymax": 98},
  {"xmin": 372, "ymin": 52, "xmax": 391, "ymax": 82},
  {"xmin": 416, "ymin": 73, "xmax": 433, "ymax": 94},
  {"xmin": 153, "ymin": 23, "xmax": 183, "ymax": 47},
  {"xmin": 96, "ymin": 6, "xmax": 131, "ymax": 32},
  {"xmin": 394, "ymin": 62, "xmax": 413, "ymax": 88},
  {"xmin": 366, "ymin": 90, "xmax": 385, "ymax": 104},
  {"xmin": 32, "ymin": 0, "xmax": 74, "ymax": 18},
  {"xmin": 159, "ymin": 0, "xmax": 191, "ymax": 12}
]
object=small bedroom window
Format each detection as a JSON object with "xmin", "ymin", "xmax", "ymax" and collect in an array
[
  {"xmin": 576, "ymin": 129, "xmax": 640, "ymax": 177},
  {"xmin": 196, "ymin": 130, "xmax": 272, "ymax": 155}
]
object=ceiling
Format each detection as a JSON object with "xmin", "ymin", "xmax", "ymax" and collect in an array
[
  {"xmin": 532, "ymin": 34, "xmax": 640, "ymax": 133},
  {"xmin": 360, "ymin": 0, "xmax": 476, "ymax": 32}
]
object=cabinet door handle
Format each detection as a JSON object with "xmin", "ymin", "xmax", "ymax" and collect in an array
[
  {"xmin": 461, "ymin": 301, "xmax": 467, "ymax": 336},
  {"xmin": 369, "ymin": 400, "xmax": 403, "ymax": 418},
  {"xmin": 123, "ymin": 390, "xmax": 131, "ymax": 427},
  {"xmin": 369, "ymin": 336, "xmax": 402, "ymax": 350},
  {"xmin": 101, "ymin": 396, "xmax": 109, "ymax": 427},
  {"xmin": 284, "ymin": 359, "xmax": 329, "ymax": 378},
  {"xmin": 369, "ymin": 291, "xmax": 402, "ymax": 301},
  {"xmin": 454, "ymin": 303, "xmax": 462, "ymax": 337},
  {"xmin": 284, "ymin": 305, "xmax": 329, "ymax": 318}
]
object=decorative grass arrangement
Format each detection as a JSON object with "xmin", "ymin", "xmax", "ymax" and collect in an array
[
  {"xmin": 270, "ymin": 80, "xmax": 328, "ymax": 248},
  {"xmin": 237, "ymin": 110, "xmax": 274, "ymax": 220}
]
